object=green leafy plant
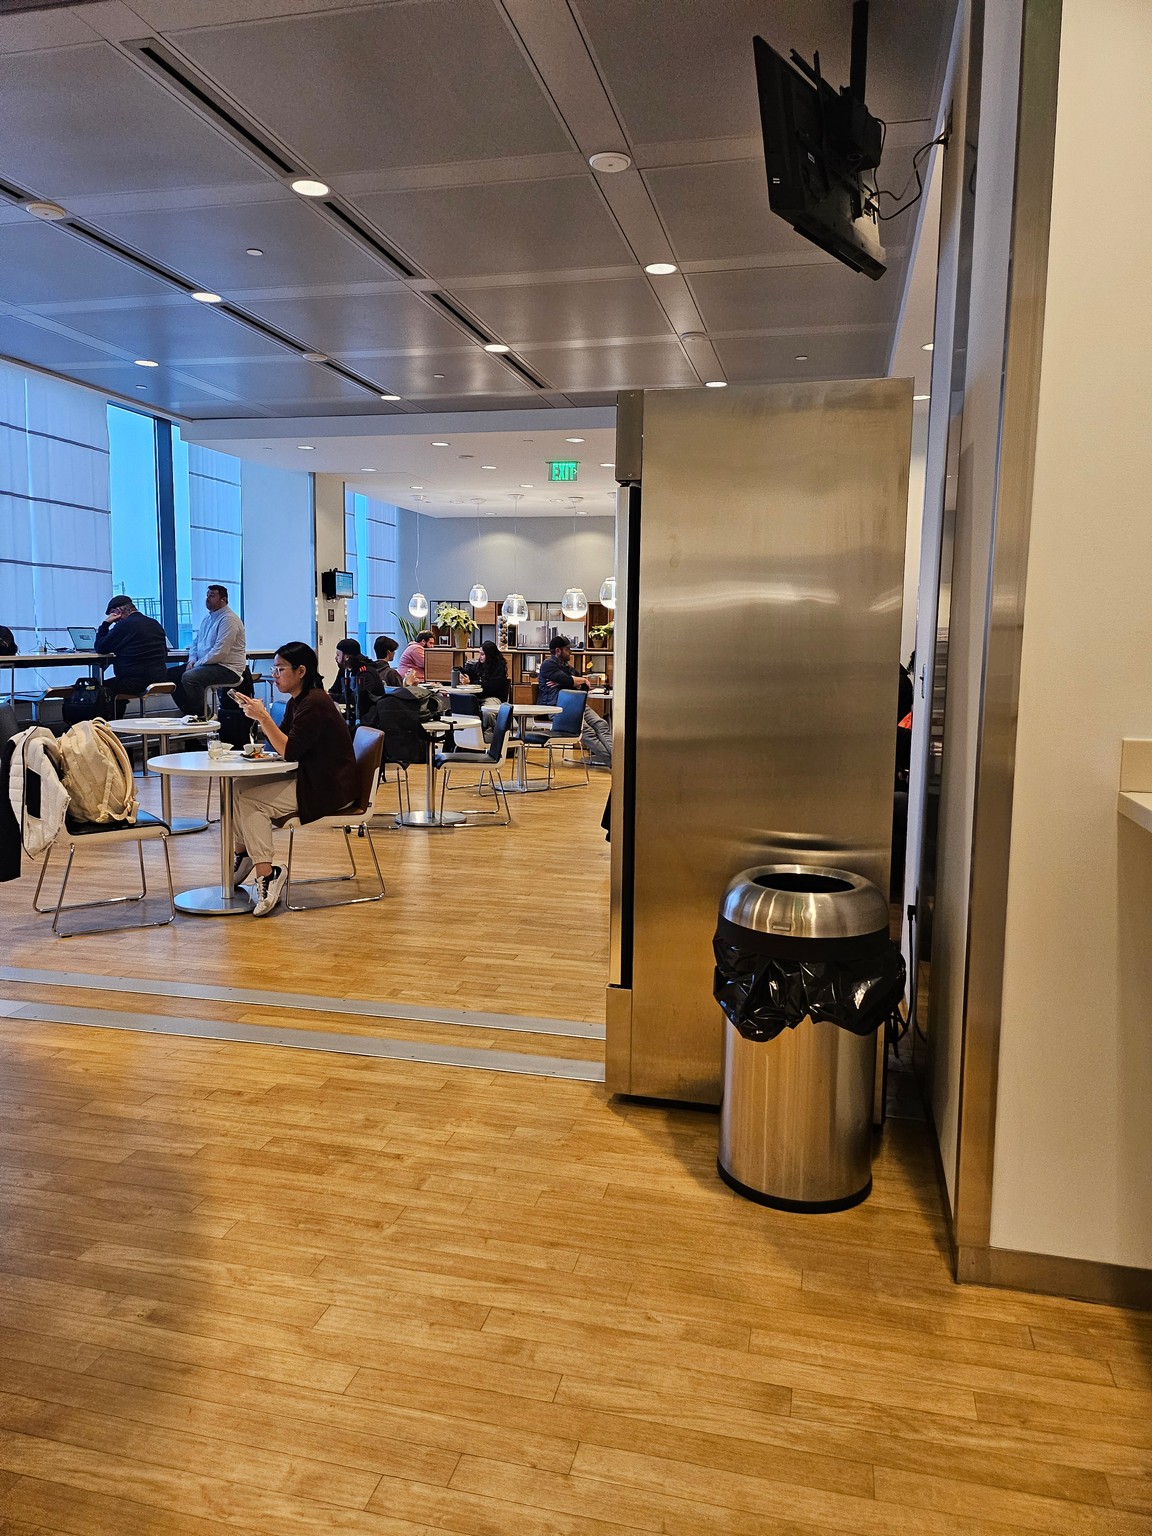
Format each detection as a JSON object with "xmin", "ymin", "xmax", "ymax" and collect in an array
[
  {"xmin": 588, "ymin": 622, "xmax": 614, "ymax": 645},
  {"xmin": 392, "ymin": 611, "xmax": 421, "ymax": 643},
  {"xmin": 435, "ymin": 603, "xmax": 477, "ymax": 634}
]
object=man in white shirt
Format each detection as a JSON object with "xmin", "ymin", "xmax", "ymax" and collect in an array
[{"xmin": 172, "ymin": 584, "xmax": 247, "ymax": 717}]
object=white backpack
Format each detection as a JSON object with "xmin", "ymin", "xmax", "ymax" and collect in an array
[{"xmin": 57, "ymin": 719, "xmax": 138, "ymax": 825}]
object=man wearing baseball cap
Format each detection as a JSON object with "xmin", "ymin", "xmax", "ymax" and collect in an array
[{"xmin": 93, "ymin": 595, "xmax": 169, "ymax": 710}]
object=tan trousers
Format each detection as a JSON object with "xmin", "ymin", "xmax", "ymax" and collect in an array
[{"xmin": 232, "ymin": 775, "xmax": 299, "ymax": 864}]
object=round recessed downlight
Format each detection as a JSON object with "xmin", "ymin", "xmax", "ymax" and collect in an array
[
  {"xmin": 191, "ymin": 290, "xmax": 222, "ymax": 304},
  {"xmin": 483, "ymin": 342, "xmax": 510, "ymax": 353},
  {"xmin": 600, "ymin": 462, "xmax": 614, "ymax": 468},
  {"xmin": 302, "ymin": 351, "xmax": 328, "ymax": 363},
  {"xmin": 290, "ymin": 178, "xmax": 329, "ymax": 197},
  {"xmin": 922, "ymin": 342, "xmax": 934, "ymax": 352},
  {"xmin": 565, "ymin": 437, "xmax": 585, "ymax": 443},
  {"xmin": 360, "ymin": 468, "xmax": 376, "ymax": 473},
  {"xmin": 134, "ymin": 359, "xmax": 159, "ymax": 368},
  {"xmin": 245, "ymin": 247, "xmax": 264, "ymax": 256},
  {"xmin": 520, "ymin": 483, "xmax": 534, "ymax": 489},
  {"xmin": 23, "ymin": 200, "xmax": 68, "ymax": 221},
  {"xmin": 297, "ymin": 444, "xmax": 315, "ymax": 451},
  {"xmin": 705, "ymin": 380, "xmax": 728, "ymax": 388},
  {"xmin": 794, "ymin": 354, "xmax": 809, "ymax": 362},
  {"xmin": 645, "ymin": 262, "xmax": 678, "ymax": 275},
  {"xmin": 411, "ymin": 484, "xmax": 424, "ymax": 489},
  {"xmin": 914, "ymin": 394, "xmax": 930, "ymax": 401},
  {"xmin": 481, "ymin": 464, "xmax": 496, "ymax": 470},
  {"xmin": 431, "ymin": 441, "xmax": 449, "ymax": 447},
  {"xmin": 589, "ymin": 151, "xmax": 632, "ymax": 173},
  {"xmin": 432, "ymin": 373, "xmax": 446, "ymax": 380},
  {"xmin": 380, "ymin": 393, "xmax": 401, "ymax": 401}
]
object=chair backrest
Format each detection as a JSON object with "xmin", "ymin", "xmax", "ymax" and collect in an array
[
  {"xmin": 554, "ymin": 689, "xmax": 587, "ymax": 737},
  {"xmin": 349, "ymin": 726, "xmax": 385, "ymax": 815},
  {"xmin": 486, "ymin": 703, "xmax": 515, "ymax": 763},
  {"xmin": 448, "ymin": 690, "xmax": 482, "ymax": 717},
  {"xmin": 269, "ymin": 699, "xmax": 288, "ymax": 727},
  {"xmin": 0, "ymin": 702, "xmax": 18, "ymax": 753}
]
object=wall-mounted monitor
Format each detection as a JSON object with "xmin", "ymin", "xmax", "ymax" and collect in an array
[{"xmin": 321, "ymin": 568, "xmax": 355, "ymax": 600}]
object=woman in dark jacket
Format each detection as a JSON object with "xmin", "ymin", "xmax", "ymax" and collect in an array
[
  {"xmin": 231, "ymin": 641, "xmax": 358, "ymax": 917},
  {"xmin": 462, "ymin": 640, "xmax": 510, "ymax": 703}
]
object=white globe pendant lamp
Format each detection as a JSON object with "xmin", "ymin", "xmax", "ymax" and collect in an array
[
  {"xmin": 408, "ymin": 497, "xmax": 428, "ymax": 619},
  {"xmin": 468, "ymin": 498, "xmax": 488, "ymax": 608},
  {"xmin": 501, "ymin": 495, "xmax": 528, "ymax": 627},
  {"xmin": 599, "ymin": 576, "xmax": 617, "ymax": 610},
  {"xmin": 561, "ymin": 586, "xmax": 588, "ymax": 619}
]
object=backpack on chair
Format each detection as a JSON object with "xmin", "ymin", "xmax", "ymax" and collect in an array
[{"xmin": 57, "ymin": 719, "xmax": 139, "ymax": 825}]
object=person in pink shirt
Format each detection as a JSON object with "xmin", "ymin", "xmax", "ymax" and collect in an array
[{"xmin": 396, "ymin": 630, "xmax": 433, "ymax": 682}]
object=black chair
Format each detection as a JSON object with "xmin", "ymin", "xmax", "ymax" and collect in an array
[{"xmin": 434, "ymin": 702, "xmax": 515, "ymax": 826}]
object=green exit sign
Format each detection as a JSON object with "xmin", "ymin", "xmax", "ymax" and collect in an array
[{"xmin": 549, "ymin": 460, "xmax": 580, "ymax": 482}]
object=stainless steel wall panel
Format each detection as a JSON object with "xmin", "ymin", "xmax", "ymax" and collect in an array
[{"xmin": 617, "ymin": 380, "xmax": 912, "ymax": 1103}]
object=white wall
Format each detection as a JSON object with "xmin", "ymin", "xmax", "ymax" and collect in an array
[
  {"xmin": 188, "ymin": 444, "xmax": 242, "ymax": 615},
  {"xmin": 991, "ymin": 0, "xmax": 1152, "ymax": 1267},
  {"xmin": 397, "ymin": 513, "xmax": 615, "ymax": 613},
  {"xmin": 239, "ymin": 460, "xmax": 315, "ymax": 652}
]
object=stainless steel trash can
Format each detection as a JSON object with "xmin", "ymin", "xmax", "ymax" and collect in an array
[{"xmin": 715, "ymin": 865, "xmax": 893, "ymax": 1212}]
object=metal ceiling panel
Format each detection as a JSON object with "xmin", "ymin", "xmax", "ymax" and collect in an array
[
  {"xmin": 399, "ymin": 394, "xmax": 552, "ymax": 413},
  {"xmin": 28, "ymin": 300, "xmax": 302, "ymax": 365},
  {"xmin": 643, "ymin": 161, "xmax": 818, "ymax": 265},
  {"xmin": 0, "ymin": 42, "xmax": 261, "ymax": 195},
  {"xmin": 0, "ymin": 222, "xmax": 176, "ymax": 306},
  {"xmin": 714, "ymin": 332, "xmax": 888, "ymax": 384},
  {"xmin": 240, "ymin": 289, "xmax": 473, "ymax": 358},
  {"xmin": 354, "ymin": 178, "xmax": 631, "ymax": 281},
  {"xmin": 172, "ymin": 358, "xmax": 377, "ymax": 405},
  {"xmin": 177, "ymin": 0, "xmax": 570, "ymax": 173},
  {"xmin": 686, "ymin": 263, "xmax": 899, "ymax": 336},
  {"xmin": 0, "ymin": 315, "xmax": 123, "ymax": 371},
  {"xmin": 575, "ymin": 0, "xmax": 956, "ymax": 146},
  {"xmin": 348, "ymin": 348, "xmax": 536, "ymax": 400},
  {"xmin": 450, "ymin": 277, "xmax": 674, "ymax": 347},
  {"xmin": 89, "ymin": 199, "xmax": 401, "ymax": 295},
  {"xmin": 515, "ymin": 340, "xmax": 698, "ymax": 393}
]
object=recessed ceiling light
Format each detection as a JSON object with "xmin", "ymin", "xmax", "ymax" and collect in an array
[
  {"xmin": 483, "ymin": 342, "xmax": 510, "ymax": 353},
  {"xmin": 360, "ymin": 468, "xmax": 376, "ymax": 472},
  {"xmin": 380, "ymin": 393, "xmax": 401, "ymax": 401},
  {"xmin": 520, "ymin": 483, "xmax": 534, "ymax": 489},
  {"xmin": 411, "ymin": 484, "xmax": 424, "ymax": 489},
  {"xmin": 23, "ymin": 200, "xmax": 68, "ymax": 221},
  {"xmin": 576, "ymin": 509, "xmax": 588, "ymax": 516},
  {"xmin": 458, "ymin": 454, "xmax": 475, "ymax": 460},
  {"xmin": 134, "ymin": 359, "xmax": 158, "ymax": 368},
  {"xmin": 794, "ymin": 354, "xmax": 809, "ymax": 362},
  {"xmin": 705, "ymin": 380, "xmax": 728, "ymax": 388},
  {"xmin": 297, "ymin": 444, "xmax": 315, "ymax": 451},
  {"xmin": 245, "ymin": 247, "xmax": 263, "ymax": 257},
  {"xmin": 191, "ymin": 290, "xmax": 222, "ymax": 304},
  {"xmin": 680, "ymin": 331, "xmax": 707, "ymax": 341},
  {"xmin": 922, "ymin": 342, "xmax": 934, "ymax": 352},
  {"xmin": 914, "ymin": 394, "xmax": 930, "ymax": 401},
  {"xmin": 431, "ymin": 441, "xmax": 449, "ymax": 447},
  {"xmin": 645, "ymin": 262, "xmax": 678, "ymax": 275},
  {"xmin": 290, "ymin": 178, "xmax": 329, "ymax": 197},
  {"xmin": 588, "ymin": 151, "xmax": 632, "ymax": 173},
  {"xmin": 565, "ymin": 437, "xmax": 585, "ymax": 443},
  {"xmin": 432, "ymin": 373, "xmax": 446, "ymax": 380},
  {"xmin": 135, "ymin": 385, "xmax": 147, "ymax": 392},
  {"xmin": 481, "ymin": 464, "xmax": 496, "ymax": 470},
  {"xmin": 600, "ymin": 462, "xmax": 614, "ymax": 468},
  {"xmin": 301, "ymin": 351, "xmax": 328, "ymax": 363}
]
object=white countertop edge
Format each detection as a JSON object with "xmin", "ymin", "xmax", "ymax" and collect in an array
[{"xmin": 1118, "ymin": 791, "xmax": 1152, "ymax": 834}]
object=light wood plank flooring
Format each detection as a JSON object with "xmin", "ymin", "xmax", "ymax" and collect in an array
[
  {"xmin": 0, "ymin": 1019, "xmax": 1149, "ymax": 1535},
  {"xmin": 0, "ymin": 756, "xmax": 611, "ymax": 1027}
]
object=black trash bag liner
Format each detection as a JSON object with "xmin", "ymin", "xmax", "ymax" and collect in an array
[{"xmin": 712, "ymin": 915, "xmax": 906, "ymax": 1043}]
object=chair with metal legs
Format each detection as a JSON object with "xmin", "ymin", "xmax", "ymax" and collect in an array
[
  {"xmin": 521, "ymin": 689, "xmax": 591, "ymax": 789},
  {"xmin": 278, "ymin": 726, "xmax": 386, "ymax": 910},
  {"xmin": 33, "ymin": 813, "xmax": 175, "ymax": 936},
  {"xmin": 434, "ymin": 702, "xmax": 515, "ymax": 827},
  {"xmin": 114, "ymin": 680, "xmax": 177, "ymax": 718},
  {"xmin": 378, "ymin": 760, "xmax": 412, "ymax": 817}
]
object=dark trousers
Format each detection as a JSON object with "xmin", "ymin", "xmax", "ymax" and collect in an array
[{"xmin": 168, "ymin": 662, "xmax": 240, "ymax": 717}]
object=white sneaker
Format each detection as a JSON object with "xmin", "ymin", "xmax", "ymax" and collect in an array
[
  {"xmin": 251, "ymin": 865, "xmax": 287, "ymax": 917},
  {"xmin": 233, "ymin": 851, "xmax": 255, "ymax": 885}
]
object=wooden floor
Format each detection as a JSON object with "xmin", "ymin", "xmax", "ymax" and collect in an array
[
  {"xmin": 0, "ymin": 1020, "xmax": 1150, "ymax": 1535},
  {"xmin": 0, "ymin": 757, "xmax": 612, "ymax": 1027}
]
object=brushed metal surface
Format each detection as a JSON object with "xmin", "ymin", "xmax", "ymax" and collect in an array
[
  {"xmin": 604, "ymin": 985, "xmax": 633, "ymax": 1093},
  {"xmin": 621, "ymin": 381, "xmax": 912, "ymax": 1103},
  {"xmin": 718, "ymin": 1019, "xmax": 876, "ymax": 1206},
  {"xmin": 719, "ymin": 865, "xmax": 890, "ymax": 940},
  {"xmin": 954, "ymin": 0, "xmax": 1062, "ymax": 1253}
]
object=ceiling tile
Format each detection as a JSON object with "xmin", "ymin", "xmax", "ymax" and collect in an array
[
  {"xmin": 0, "ymin": 316, "xmax": 122, "ymax": 373},
  {"xmin": 178, "ymin": 0, "xmax": 570, "ymax": 173},
  {"xmin": 450, "ymin": 277, "xmax": 674, "ymax": 346},
  {"xmin": 0, "ymin": 42, "xmax": 261, "ymax": 196},
  {"xmin": 356, "ymin": 349, "xmax": 536, "ymax": 400},
  {"xmin": 240, "ymin": 289, "xmax": 471, "ymax": 357},
  {"xmin": 28, "ymin": 300, "xmax": 302, "ymax": 365},
  {"xmin": 0, "ymin": 223, "xmax": 175, "ymax": 306},
  {"xmin": 400, "ymin": 394, "xmax": 552, "ymax": 414},
  {"xmin": 643, "ymin": 161, "xmax": 817, "ymax": 265},
  {"xmin": 714, "ymin": 331, "xmax": 888, "ymax": 384},
  {"xmin": 355, "ymin": 178, "xmax": 631, "ymax": 280},
  {"xmin": 89, "ymin": 199, "xmax": 399, "ymax": 295},
  {"xmin": 515, "ymin": 340, "xmax": 698, "ymax": 393},
  {"xmin": 686, "ymin": 264, "xmax": 898, "ymax": 335}
]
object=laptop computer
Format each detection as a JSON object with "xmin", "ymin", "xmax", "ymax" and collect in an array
[{"xmin": 67, "ymin": 626, "xmax": 97, "ymax": 651}]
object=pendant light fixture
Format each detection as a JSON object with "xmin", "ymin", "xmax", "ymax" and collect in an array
[
  {"xmin": 598, "ymin": 576, "xmax": 617, "ymax": 610},
  {"xmin": 468, "ymin": 497, "xmax": 488, "ymax": 608},
  {"xmin": 561, "ymin": 497, "xmax": 589, "ymax": 619},
  {"xmin": 408, "ymin": 497, "xmax": 428, "ymax": 619},
  {"xmin": 501, "ymin": 495, "xmax": 528, "ymax": 627}
]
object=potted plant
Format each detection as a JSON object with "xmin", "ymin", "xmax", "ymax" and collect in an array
[
  {"xmin": 435, "ymin": 603, "xmax": 477, "ymax": 649},
  {"xmin": 588, "ymin": 622, "xmax": 614, "ymax": 649}
]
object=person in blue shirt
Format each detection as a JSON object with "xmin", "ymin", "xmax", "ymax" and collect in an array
[{"xmin": 535, "ymin": 637, "xmax": 611, "ymax": 766}]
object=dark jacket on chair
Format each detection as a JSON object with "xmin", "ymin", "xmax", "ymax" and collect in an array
[
  {"xmin": 364, "ymin": 690, "xmax": 429, "ymax": 767},
  {"xmin": 281, "ymin": 688, "xmax": 357, "ymax": 823},
  {"xmin": 94, "ymin": 611, "xmax": 169, "ymax": 689}
]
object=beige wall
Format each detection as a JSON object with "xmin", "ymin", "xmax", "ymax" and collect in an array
[{"xmin": 990, "ymin": 0, "xmax": 1152, "ymax": 1267}]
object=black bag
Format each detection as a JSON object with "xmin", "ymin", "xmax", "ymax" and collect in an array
[
  {"xmin": 61, "ymin": 677, "xmax": 113, "ymax": 726},
  {"xmin": 216, "ymin": 667, "xmax": 256, "ymax": 748}
]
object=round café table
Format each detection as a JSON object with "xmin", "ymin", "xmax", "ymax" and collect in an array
[
  {"xmin": 106, "ymin": 718, "xmax": 219, "ymax": 835},
  {"xmin": 481, "ymin": 702, "xmax": 561, "ymax": 792},
  {"xmin": 394, "ymin": 721, "xmax": 469, "ymax": 829},
  {"xmin": 147, "ymin": 750, "xmax": 296, "ymax": 915}
]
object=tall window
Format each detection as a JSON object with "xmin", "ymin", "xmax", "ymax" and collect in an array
[
  {"xmin": 345, "ymin": 491, "xmax": 398, "ymax": 650},
  {"xmin": 107, "ymin": 405, "xmax": 161, "ymax": 622}
]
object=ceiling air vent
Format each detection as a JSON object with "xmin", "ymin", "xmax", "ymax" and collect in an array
[{"xmin": 322, "ymin": 205, "xmax": 417, "ymax": 281}]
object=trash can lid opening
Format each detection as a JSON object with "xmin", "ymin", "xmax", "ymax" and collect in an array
[{"xmin": 752, "ymin": 873, "xmax": 854, "ymax": 894}]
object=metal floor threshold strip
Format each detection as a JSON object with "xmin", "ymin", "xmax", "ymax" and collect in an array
[
  {"xmin": 0, "ymin": 965, "xmax": 604, "ymax": 1041},
  {"xmin": 0, "ymin": 998, "xmax": 605, "ymax": 1082}
]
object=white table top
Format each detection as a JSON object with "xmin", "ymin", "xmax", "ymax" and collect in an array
[
  {"xmin": 147, "ymin": 750, "xmax": 295, "ymax": 777},
  {"xmin": 480, "ymin": 702, "xmax": 561, "ymax": 716},
  {"xmin": 107, "ymin": 717, "xmax": 219, "ymax": 737}
]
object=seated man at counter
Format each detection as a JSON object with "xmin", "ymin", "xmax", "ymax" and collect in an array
[
  {"xmin": 396, "ymin": 629, "xmax": 434, "ymax": 684},
  {"xmin": 537, "ymin": 636, "xmax": 612, "ymax": 766},
  {"xmin": 94, "ymin": 594, "xmax": 169, "ymax": 711},
  {"xmin": 170, "ymin": 583, "xmax": 247, "ymax": 718}
]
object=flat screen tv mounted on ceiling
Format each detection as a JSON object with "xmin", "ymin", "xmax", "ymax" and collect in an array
[{"xmin": 754, "ymin": 0, "xmax": 886, "ymax": 280}]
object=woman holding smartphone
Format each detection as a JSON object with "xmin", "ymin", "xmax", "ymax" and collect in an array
[{"xmin": 229, "ymin": 641, "xmax": 357, "ymax": 916}]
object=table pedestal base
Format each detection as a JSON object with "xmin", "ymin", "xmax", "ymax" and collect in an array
[
  {"xmin": 175, "ymin": 885, "xmax": 254, "ymax": 916},
  {"xmin": 395, "ymin": 809, "xmax": 469, "ymax": 828},
  {"xmin": 168, "ymin": 816, "xmax": 209, "ymax": 836}
]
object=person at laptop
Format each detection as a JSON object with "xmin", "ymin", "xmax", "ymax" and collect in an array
[
  {"xmin": 93, "ymin": 595, "xmax": 168, "ymax": 711},
  {"xmin": 170, "ymin": 583, "xmax": 247, "ymax": 718},
  {"xmin": 0, "ymin": 625, "xmax": 16, "ymax": 657}
]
